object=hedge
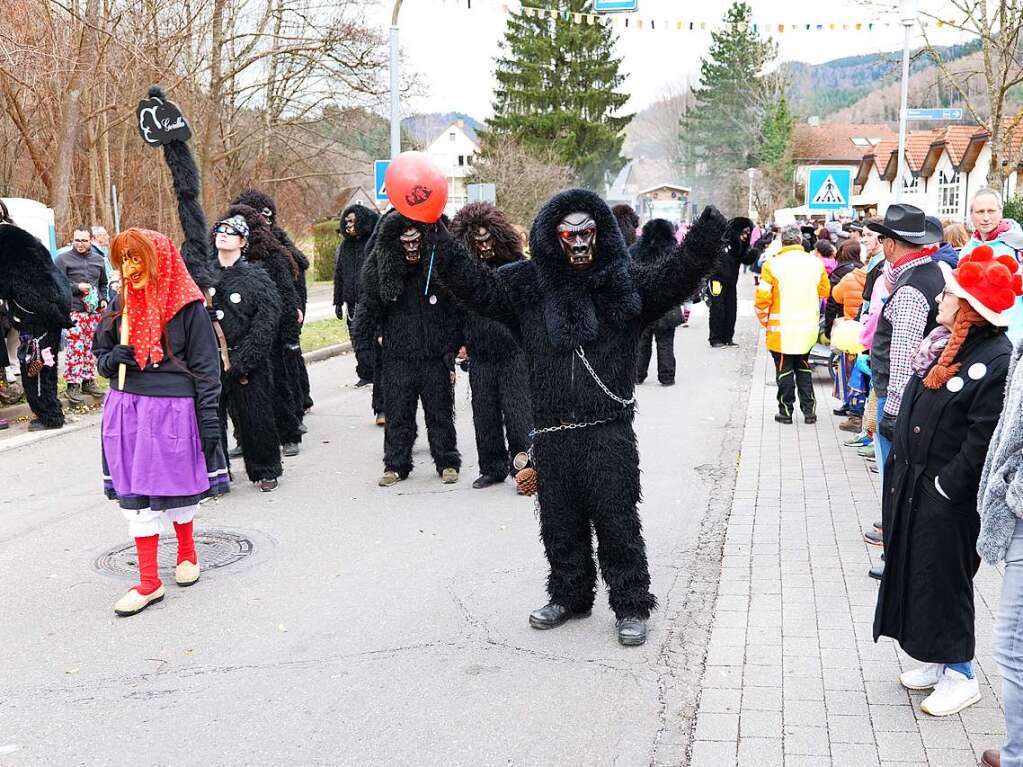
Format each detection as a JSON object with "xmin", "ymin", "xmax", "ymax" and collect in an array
[{"xmin": 312, "ymin": 219, "xmax": 341, "ymax": 282}]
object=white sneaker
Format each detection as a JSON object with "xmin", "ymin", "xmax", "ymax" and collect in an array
[
  {"xmin": 920, "ymin": 668, "xmax": 981, "ymax": 717},
  {"xmin": 899, "ymin": 663, "xmax": 944, "ymax": 690}
]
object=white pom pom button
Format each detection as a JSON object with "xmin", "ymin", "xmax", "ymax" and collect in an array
[
  {"xmin": 230, "ymin": 292, "xmax": 242, "ymax": 304},
  {"xmin": 946, "ymin": 376, "xmax": 964, "ymax": 393},
  {"xmin": 215, "ymin": 310, "xmax": 225, "ymax": 320},
  {"xmin": 968, "ymin": 363, "xmax": 987, "ymax": 380}
]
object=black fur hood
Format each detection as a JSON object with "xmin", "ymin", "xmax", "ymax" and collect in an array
[
  {"xmin": 366, "ymin": 210, "xmax": 430, "ymax": 304},
  {"xmin": 213, "ymin": 204, "xmax": 292, "ymax": 274},
  {"xmin": 449, "ymin": 202, "xmax": 523, "ymax": 267},
  {"xmin": 0, "ymin": 223, "xmax": 73, "ymax": 330},
  {"xmin": 340, "ymin": 203, "xmax": 379, "ymax": 240},
  {"xmin": 612, "ymin": 204, "xmax": 640, "ymax": 246},
  {"xmin": 528, "ymin": 188, "xmax": 641, "ymax": 349},
  {"xmin": 231, "ymin": 189, "xmax": 309, "ymax": 273},
  {"xmin": 630, "ymin": 218, "xmax": 677, "ymax": 265}
]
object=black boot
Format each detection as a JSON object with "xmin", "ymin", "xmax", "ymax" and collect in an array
[
  {"xmin": 528, "ymin": 602, "xmax": 591, "ymax": 630},
  {"xmin": 472, "ymin": 474, "xmax": 504, "ymax": 489}
]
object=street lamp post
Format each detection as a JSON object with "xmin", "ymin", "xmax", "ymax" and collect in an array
[
  {"xmin": 895, "ymin": 0, "xmax": 919, "ymax": 204},
  {"xmin": 390, "ymin": 0, "xmax": 403, "ymax": 159}
]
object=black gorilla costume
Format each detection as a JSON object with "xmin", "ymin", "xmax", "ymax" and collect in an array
[
  {"xmin": 223, "ymin": 203, "xmax": 304, "ymax": 449},
  {"xmin": 0, "ymin": 224, "xmax": 73, "ymax": 427},
  {"xmin": 333, "ymin": 203, "xmax": 381, "ymax": 404},
  {"xmin": 611, "ymin": 204, "xmax": 640, "ymax": 247},
  {"xmin": 632, "ymin": 219, "xmax": 685, "ymax": 385},
  {"xmin": 359, "ymin": 211, "xmax": 463, "ymax": 478},
  {"xmin": 435, "ymin": 188, "xmax": 726, "ymax": 625},
  {"xmin": 231, "ymin": 190, "xmax": 313, "ymax": 415},
  {"xmin": 209, "ymin": 219, "xmax": 283, "ymax": 483},
  {"xmin": 449, "ymin": 202, "xmax": 532, "ymax": 484},
  {"xmin": 707, "ymin": 216, "xmax": 754, "ymax": 347}
]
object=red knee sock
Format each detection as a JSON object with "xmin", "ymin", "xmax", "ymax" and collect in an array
[
  {"xmin": 174, "ymin": 520, "xmax": 197, "ymax": 565},
  {"xmin": 134, "ymin": 535, "xmax": 162, "ymax": 595}
]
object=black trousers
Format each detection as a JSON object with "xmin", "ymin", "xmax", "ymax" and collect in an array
[
  {"xmin": 271, "ymin": 342, "xmax": 304, "ymax": 444},
  {"xmin": 346, "ymin": 302, "xmax": 375, "ymax": 383},
  {"xmin": 533, "ymin": 419, "xmax": 656, "ymax": 620},
  {"xmin": 770, "ymin": 351, "xmax": 816, "ymax": 418},
  {"xmin": 708, "ymin": 279, "xmax": 738, "ymax": 345},
  {"xmin": 636, "ymin": 325, "xmax": 676, "ymax": 384},
  {"xmin": 382, "ymin": 355, "xmax": 459, "ymax": 476},
  {"xmin": 19, "ymin": 328, "xmax": 63, "ymax": 427},
  {"xmin": 468, "ymin": 355, "xmax": 532, "ymax": 478},
  {"xmin": 220, "ymin": 366, "xmax": 282, "ymax": 482}
]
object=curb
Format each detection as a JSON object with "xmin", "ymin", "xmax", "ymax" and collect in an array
[{"xmin": 0, "ymin": 341, "xmax": 352, "ymax": 450}]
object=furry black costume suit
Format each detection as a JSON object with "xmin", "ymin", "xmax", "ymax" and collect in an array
[
  {"xmin": 611, "ymin": 204, "xmax": 640, "ymax": 247},
  {"xmin": 223, "ymin": 204, "xmax": 304, "ymax": 447},
  {"xmin": 0, "ymin": 224, "xmax": 73, "ymax": 427},
  {"xmin": 359, "ymin": 211, "xmax": 463, "ymax": 477},
  {"xmin": 333, "ymin": 204, "xmax": 380, "ymax": 396},
  {"xmin": 632, "ymin": 219, "xmax": 685, "ymax": 385},
  {"xmin": 449, "ymin": 202, "xmax": 533, "ymax": 481},
  {"xmin": 434, "ymin": 189, "xmax": 726, "ymax": 620},
  {"xmin": 232, "ymin": 190, "xmax": 313, "ymax": 415},
  {"xmin": 208, "ymin": 239, "xmax": 283, "ymax": 482},
  {"xmin": 707, "ymin": 216, "xmax": 754, "ymax": 347}
]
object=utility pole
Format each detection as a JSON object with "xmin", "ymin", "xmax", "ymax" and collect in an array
[
  {"xmin": 895, "ymin": 0, "xmax": 918, "ymax": 203},
  {"xmin": 390, "ymin": 0, "xmax": 403, "ymax": 159}
]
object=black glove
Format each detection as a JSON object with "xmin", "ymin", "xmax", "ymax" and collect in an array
[
  {"xmin": 335, "ymin": 304, "xmax": 344, "ymax": 320},
  {"xmin": 879, "ymin": 413, "xmax": 897, "ymax": 442},
  {"xmin": 108, "ymin": 344, "xmax": 139, "ymax": 369}
]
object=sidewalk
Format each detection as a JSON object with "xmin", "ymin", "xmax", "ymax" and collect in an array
[{"xmin": 690, "ymin": 338, "xmax": 1008, "ymax": 766}]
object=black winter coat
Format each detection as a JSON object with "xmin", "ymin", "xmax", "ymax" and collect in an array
[
  {"xmin": 874, "ymin": 327, "xmax": 1011, "ymax": 662},
  {"xmin": 434, "ymin": 189, "xmax": 726, "ymax": 428},
  {"xmin": 359, "ymin": 211, "xmax": 463, "ymax": 362},
  {"xmin": 332, "ymin": 204, "xmax": 379, "ymax": 309},
  {"xmin": 212, "ymin": 260, "xmax": 281, "ymax": 376}
]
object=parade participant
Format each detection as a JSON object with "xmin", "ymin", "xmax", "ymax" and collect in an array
[
  {"xmin": 0, "ymin": 215, "xmax": 73, "ymax": 431},
  {"xmin": 94, "ymin": 228, "xmax": 229, "ymax": 617},
  {"xmin": 333, "ymin": 203, "xmax": 381, "ymax": 402},
  {"xmin": 211, "ymin": 213, "xmax": 283, "ymax": 492},
  {"xmin": 875, "ymin": 246, "xmax": 1019, "ymax": 717},
  {"xmin": 962, "ymin": 187, "xmax": 1023, "ymax": 344},
  {"xmin": 707, "ymin": 216, "xmax": 753, "ymax": 348},
  {"xmin": 611, "ymin": 203, "xmax": 640, "ymax": 247},
  {"xmin": 359, "ymin": 210, "xmax": 463, "ymax": 487},
  {"xmin": 449, "ymin": 202, "xmax": 532, "ymax": 490},
  {"xmin": 56, "ymin": 224, "xmax": 109, "ymax": 404},
  {"xmin": 223, "ymin": 204, "xmax": 304, "ymax": 457},
  {"xmin": 232, "ymin": 190, "xmax": 313, "ymax": 416},
  {"xmin": 433, "ymin": 188, "xmax": 727, "ymax": 646},
  {"xmin": 632, "ymin": 218, "xmax": 686, "ymax": 386}
]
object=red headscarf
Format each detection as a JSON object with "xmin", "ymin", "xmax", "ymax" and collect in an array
[{"xmin": 120, "ymin": 229, "xmax": 204, "ymax": 369}]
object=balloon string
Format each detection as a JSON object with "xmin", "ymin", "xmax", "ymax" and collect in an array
[{"xmin": 424, "ymin": 243, "xmax": 436, "ymax": 296}]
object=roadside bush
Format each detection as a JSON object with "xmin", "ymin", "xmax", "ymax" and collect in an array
[{"xmin": 312, "ymin": 219, "xmax": 341, "ymax": 282}]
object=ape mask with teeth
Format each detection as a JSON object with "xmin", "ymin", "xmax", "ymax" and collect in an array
[
  {"xmin": 400, "ymin": 227, "xmax": 422, "ymax": 264},
  {"xmin": 557, "ymin": 212, "xmax": 597, "ymax": 271},
  {"xmin": 473, "ymin": 227, "xmax": 496, "ymax": 261}
]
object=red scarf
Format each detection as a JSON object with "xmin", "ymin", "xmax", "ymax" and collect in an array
[
  {"xmin": 975, "ymin": 220, "xmax": 1011, "ymax": 242},
  {"xmin": 892, "ymin": 243, "xmax": 939, "ymax": 270},
  {"xmin": 124, "ymin": 230, "xmax": 204, "ymax": 369}
]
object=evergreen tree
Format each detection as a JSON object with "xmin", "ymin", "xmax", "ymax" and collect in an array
[
  {"xmin": 759, "ymin": 96, "xmax": 796, "ymax": 210},
  {"xmin": 485, "ymin": 0, "xmax": 631, "ymax": 191},
  {"xmin": 681, "ymin": 2, "xmax": 778, "ymax": 207}
]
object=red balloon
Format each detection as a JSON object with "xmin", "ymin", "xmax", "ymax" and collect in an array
[{"xmin": 385, "ymin": 151, "xmax": 448, "ymax": 223}]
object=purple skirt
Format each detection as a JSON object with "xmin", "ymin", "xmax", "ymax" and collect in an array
[{"xmin": 101, "ymin": 390, "xmax": 230, "ymax": 510}]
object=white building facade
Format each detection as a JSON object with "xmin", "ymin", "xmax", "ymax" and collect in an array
[{"xmin": 422, "ymin": 120, "xmax": 480, "ymax": 219}]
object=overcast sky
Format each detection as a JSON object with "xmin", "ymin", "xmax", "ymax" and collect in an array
[{"xmin": 367, "ymin": 0, "xmax": 972, "ymax": 120}]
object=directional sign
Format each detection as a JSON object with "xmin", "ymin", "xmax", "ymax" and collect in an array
[
  {"xmin": 806, "ymin": 167, "xmax": 853, "ymax": 211},
  {"xmin": 374, "ymin": 159, "xmax": 390, "ymax": 203},
  {"xmin": 595, "ymin": 0, "xmax": 638, "ymax": 11},
  {"xmin": 907, "ymin": 108, "xmax": 964, "ymax": 121}
]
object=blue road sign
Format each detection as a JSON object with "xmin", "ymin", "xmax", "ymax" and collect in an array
[
  {"xmin": 806, "ymin": 167, "xmax": 853, "ymax": 211},
  {"xmin": 595, "ymin": 0, "xmax": 638, "ymax": 11},
  {"xmin": 374, "ymin": 160, "xmax": 390, "ymax": 202},
  {"xmin": 907, "ymin": 108, "xmax": 964, "ymax": 121}
]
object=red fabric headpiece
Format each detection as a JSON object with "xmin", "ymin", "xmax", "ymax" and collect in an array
[
  {"xmin": 953, "ymin": 244, "xmax": 1023, "ymax": 313},
  {"xmin": 124, "ymin": 229, "xmax": 204, "ymax": 369}
]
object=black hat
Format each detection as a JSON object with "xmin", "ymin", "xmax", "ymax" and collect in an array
[{"xmin": 867, "ymin": 204, "xmax": 942, "ymax": 246}]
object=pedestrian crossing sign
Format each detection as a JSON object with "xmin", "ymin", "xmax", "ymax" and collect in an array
[
  {"xmin": 806, "ymin": 167, "xmax": 853, "ymax": 211},
  {"xmin": 374, "ymin": 160, "xmax": 390, "ymax": 202}
]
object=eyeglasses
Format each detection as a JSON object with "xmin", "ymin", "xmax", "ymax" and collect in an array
[
  {"xmin": 72, "ymin": 239, "xmax": 90, "ymax": 243},
  {"xmin": 215, "ymin": 225, "xmax": 240, "ymax": 236}
]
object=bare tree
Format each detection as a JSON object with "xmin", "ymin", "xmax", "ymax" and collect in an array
[{"xmin": 920, "ymin": 2, "xmax": 1023, "ymax": 189}]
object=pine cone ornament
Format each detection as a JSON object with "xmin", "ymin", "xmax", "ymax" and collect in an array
[{"xmin": 515, "ymin": 467, "xmax": 538, "ymax": 497}]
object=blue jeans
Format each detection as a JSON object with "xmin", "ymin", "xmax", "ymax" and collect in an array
[
  {"xmin": 875, "ymin": 395, "xmax": 890, "ymax": 488},
  {"xmin": 995, "ymin": 518, "xmax": 1023, "ymax": 767}
]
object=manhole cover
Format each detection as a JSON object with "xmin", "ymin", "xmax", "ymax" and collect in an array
[{"xmin": 94, "ymin": 529, "xmax": 254, "ymax": 576}]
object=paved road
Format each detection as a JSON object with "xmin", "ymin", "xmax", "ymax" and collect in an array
[
  {"xmin": 0, "ymin": 299, "xmax": 756, "ymax": 766},
  {"xmin": 306, "ymin": 282, "xmax": 336, "ymax": 323}
]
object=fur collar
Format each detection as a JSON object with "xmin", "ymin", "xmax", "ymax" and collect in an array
[
  {"xmin": 368, "ymin": 210, "xmax": 427, "ymax": 303},
  {"xmin": 530, "ymin": 188, "xmax": 641, "ymax": 349}
]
